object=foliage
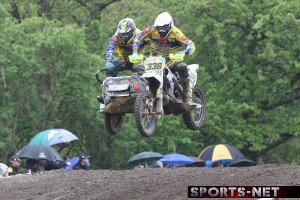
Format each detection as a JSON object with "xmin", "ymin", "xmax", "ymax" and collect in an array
[{"xmin": 0, "ymin": 0, "xmax": 299, "ymax": 168}]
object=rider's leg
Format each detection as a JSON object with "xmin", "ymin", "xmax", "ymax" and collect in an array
[
  {"xmin": 133, "ymin": 61, "xmax": 145, "ymax": 75},
  {"xmin": 122, "ymin": 62, "xmax": 135, "ymax": 72},
  {"xmin": 171, "ymin": 62, "xmax": 191, "ymax": 103},
  {"xmin": 103, "ymin": 59, "xmax": 122, "ymax": 104}
]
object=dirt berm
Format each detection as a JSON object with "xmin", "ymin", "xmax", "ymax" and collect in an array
[{"xmin": 0, "ymin": 164, "xmax": 299, "ymax": 200}]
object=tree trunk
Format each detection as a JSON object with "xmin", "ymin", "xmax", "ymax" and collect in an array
[
  {"xmin": 37, "ymin": 0, "xmax": 53, "ymax": 19},
  {"xmin": 1, "ymin": 66, "xmax": 7, "ymax": 91},
  {"xmin": 10, "ymin": 1, "xmax": 21, "ymax": 23}
]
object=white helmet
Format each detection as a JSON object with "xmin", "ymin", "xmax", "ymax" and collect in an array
[
  {"xmin": 154, "ymin": 12, "xmax": 174, "ymax": 39},
  {"xmin": 0, "ymin": 163, "xmax": 8, "ymax": 177}
]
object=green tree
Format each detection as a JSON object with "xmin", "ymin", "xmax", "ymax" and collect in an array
[{"xmin": 1, "ymin": 0, "xmax": 299, "ymax": 168}]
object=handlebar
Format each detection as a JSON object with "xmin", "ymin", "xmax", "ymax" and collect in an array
[
  {"xmin": 96, "ymin": 53, "xmax": 151, "ymax": 84},
  {"xmin": 95, "ymin": 69, "xmax": 107, "ymax": 84},
  {"xmin": 95, "ymin": 61, "xmax": 127, "ymax": 84}
]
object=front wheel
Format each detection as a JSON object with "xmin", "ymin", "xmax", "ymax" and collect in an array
[
  {"xmin": 104, "ymin": 113, "xmax": 123, "ymax": 134},
  {"xmin": 134, "ymin": 90, "xmax": 157, "ymax": 137},
  {"xmin": 183, "ymin": 85, "xmax": 205, "ymax": 130}
]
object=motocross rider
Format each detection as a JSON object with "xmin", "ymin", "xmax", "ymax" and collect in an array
[
  {"xmin": 131, "ymin": 12, "xmax": 195, "ymax": 103},
  {"xmin": 105, "ymin": 18, "xmax": 147, "ymax": 77}
]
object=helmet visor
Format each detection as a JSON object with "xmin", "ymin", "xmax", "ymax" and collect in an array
[
  {"xmin": 118, "ymin": 31, "xmax": 133, "ymax": 40},
  {"xmin": 157, "ymin": 25, "xmax": 170, "ymax": 33}
]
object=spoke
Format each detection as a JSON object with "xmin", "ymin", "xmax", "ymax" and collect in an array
[
  {"xmin": 140, "ymin": 95, "xmax": 154, "ymax": 132},
  {"xmin": 191, "ymin": 92, "xmax": 204, "ymax": 123}
]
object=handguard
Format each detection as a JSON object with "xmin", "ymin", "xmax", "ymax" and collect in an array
[
  {"xmin": 169, "ymin": 51, "xmax": 185, "ymax": 62},
  {"xmin": 129, "ymin": 53, "xmax": 144, "ymax": 64}
]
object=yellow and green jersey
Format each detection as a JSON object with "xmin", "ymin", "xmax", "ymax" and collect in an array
[
  {"xmin": 106, "ymin": 29, "xmax": 146, "ymax": 62},
  {"xmin": 133, "ymin": 25, "xmax": 195, "ymax": 63}
]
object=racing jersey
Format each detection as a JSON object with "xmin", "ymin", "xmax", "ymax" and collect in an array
[
  {"xmin": 132, "ymin": 25, "xmax": 195, "ymax": 61},
  {"xmin": 106, "ymin": 29, "xmax": 146, "ymax": 62}
]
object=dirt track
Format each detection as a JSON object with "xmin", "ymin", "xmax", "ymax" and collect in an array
[{"xmin": 0, "ymin": 164, "xmax": 299, "ymax": 200}]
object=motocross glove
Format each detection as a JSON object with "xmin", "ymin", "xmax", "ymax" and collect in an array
[
  {"xmin": 129, "ymin": 52, "xmax": 144, "ymax": 64},
  {"xmin": 106, "ymin": 61, "xmax": 115, "ymax": 71},
  {"xmin": 169, "ymin": 51, "xmax": 186, "ymax": 62},
  {"xmin": 177, "ymin": 50, "xmax": 187, "ymax": 55}
]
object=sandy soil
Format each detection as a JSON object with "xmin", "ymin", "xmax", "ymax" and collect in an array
[{"xmin": 0, "ymin": 164, "xmax": 299, "ymax": 200}]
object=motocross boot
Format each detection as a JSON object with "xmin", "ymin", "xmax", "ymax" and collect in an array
[{"xmin": 182, "ymin": 78, "xmax": 192, "ymax": 104}]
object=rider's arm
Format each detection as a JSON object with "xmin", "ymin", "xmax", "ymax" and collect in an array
[
  {"xmin": 138, "ymin": 41, "xmax": 147, "ymax": 55},
  {"xmin": 173, "ymin": 26, "xmax": 195, "ymax": 55},
  {"xmin": 133, "ymin": 25, "xmax": 155, "ymax": 53},
  {"xmin": 106, "ymin": 34, "xmax": 119, "ymax": 62},
  {"xmin": 135, "ymin": 29, "xmax": 146, "ymax": 55}
]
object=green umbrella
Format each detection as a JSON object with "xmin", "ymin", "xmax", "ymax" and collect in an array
[
  {"xmin": 225, "ymin": 157, "xmax": 256, "ymax": 167},
  {"xmin": 29, "ymin": 129, "xmax": 79, "ymax": 146},
  {"xmin": 127, "ymin": 151, "xmax": 163, "ymax": 168},
  {"xmin": 29, "ymin": 131, "xmax": 49, "ymax": 145}
]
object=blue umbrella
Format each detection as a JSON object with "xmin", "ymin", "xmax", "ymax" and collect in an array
[
  {"xmin": 64, "ymin": 157, "xmax": 91, "ymax": 170},
  {"xmin": 159, "ymin": 153, "xmax": 194, "ymax": 165}
]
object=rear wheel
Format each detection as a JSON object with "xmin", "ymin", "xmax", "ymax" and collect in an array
[
  {"xmin": 104, "ymin": 113, "xmax": 123, "ymax": 134},
  {"xmin": 134, "ymin": 90, "xmax": 157, "ymax": 137},
  {"xmin": 183, "ymin": 85, "xmax": 205, "ymax": 130}
]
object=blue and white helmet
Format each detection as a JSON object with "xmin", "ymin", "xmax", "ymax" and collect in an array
[
  {"xmin": 154, "ymin": 12, "xmax": 174, "ymax": 39},
  {"xmin": 117, "ymin": 18, "xmax": 136, "ymax": 43}
]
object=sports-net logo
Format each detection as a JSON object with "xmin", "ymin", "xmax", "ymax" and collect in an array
[{"xmin": 188, "ymin": 186, "xmax": 300, "ymax": 198}]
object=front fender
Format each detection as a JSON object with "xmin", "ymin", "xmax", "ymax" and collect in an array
[{"xmin": 141, "ymin": 72, "xmax": 163, "ymax": 84}]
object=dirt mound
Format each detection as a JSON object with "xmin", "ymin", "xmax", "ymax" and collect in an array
[{"xmin": 0, "ymin": 164, "xmax": 299, "ymax": 200}]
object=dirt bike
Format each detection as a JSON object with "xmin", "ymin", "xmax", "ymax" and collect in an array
[
  {"xmin": 132, "ymin": 56, "xmax": 205, "ymax": 137},
  {"xmin": 96, "ymin": 65, "xmax": 147, "ymax": 134}
]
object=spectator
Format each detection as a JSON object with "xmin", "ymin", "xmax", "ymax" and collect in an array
[
  {"xmin": 134, "ymin": 165, "xmax": 145, "ymax": 170},
  {"xmin": 0, "ymin": 163, "xmax": 9, "ymax": 178},
  {"xmin": 155, "ymin": 161, "xmax": 164, "ymax": 168},
  {"xmin": 212, "ymin": 161, "xmax": 223, "ymax": 168},
  {"xmin": 73, "ymin": 155, "xmax": 90, "ymax": 170},
  {"xmin": 26, "ymin": 159, "xmax": 46, "ymax": 174},
  {"xmin": 7, "ymin": 156, "xmax": 22, "ymax": 176},
  {"xmin": 44, "ymin": 160, "xmax": 71, "ymax": 171}
]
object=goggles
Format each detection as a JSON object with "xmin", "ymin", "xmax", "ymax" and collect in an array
[
  {"xmin": 118, "ymin": 31, "xmax": 133, "ymax": 39},
  {"xmin": 10, "ymin": 157, "xmax": 21, "ymax": 162},
  {"xmin": 157, "ymin": 25, "xmax": 170, "ymax": 33}
]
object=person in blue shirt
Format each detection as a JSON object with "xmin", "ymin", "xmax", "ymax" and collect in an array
[{"xmin": 73, "ymin": 155, "xmax": 90, "ymax": 170}]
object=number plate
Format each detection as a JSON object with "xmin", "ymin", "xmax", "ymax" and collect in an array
[{"xmin": 144, "ymin": 57, "xmax": 165, "ymax": 73}]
